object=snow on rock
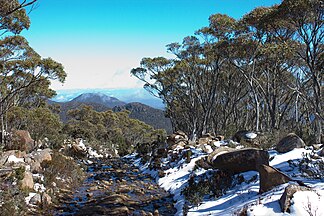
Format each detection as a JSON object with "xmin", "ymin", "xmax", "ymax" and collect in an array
[
  {"xmin": 212, "ymin": 140, "xmax": 228, "ymax": 148},
  {"xmin": 7, "ymin": 155, "xmax": 24, "ymax": 163},
  {"xmin": 203, "ymin": 144, "xmax": 213, "ymax": 153},
  {"xmin": 25, "ymin": 192, "xmax": 37, "ymax": 205},
  {"xmin": 34, "ymin": 183, "xmax": 46, "ymax": 193},
  {"xmin": 77, "ymin": 139, "xmax": 86, "ymax": 150},
  {"xmin": 246, "ymin": 132, "xmax": 257, "ymax": 139},
  {"xmin": 87, "ymin": 147, "xmax": 103, "ymax": 158}
]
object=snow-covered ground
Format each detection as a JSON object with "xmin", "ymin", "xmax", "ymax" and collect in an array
[{"xmin": 133, "ymin": 145, "xmax": 324, "ymax": 216}]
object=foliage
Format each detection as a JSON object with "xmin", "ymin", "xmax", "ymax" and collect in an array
[
  {"xmin": 298, "ymin": 152, "xmax": 324, "ymax": 179},
  {"xmin": 6, "ymin": 106, "xmax": 64, "ymax": 148},
  {"xmin": 182, "ymin": 170, "xmax": 235, "ymax": 206},
  {"xmin": 0, "ymin": 185, "xmax": 28, "ymax": 216},
  {"xmin": 132, "ymin": 0, "xmax": 323, "ymax": 141},
  {"xmin": 0, "ymin": 0, "xmax": 66, "ymax": 147},
  {"xmin": 41, "ymin": 151, "xmax": 85, "ymax": 195},
  {"xmin": 64, "ymin": 105, "xmax": 166, "ymax": 156}
]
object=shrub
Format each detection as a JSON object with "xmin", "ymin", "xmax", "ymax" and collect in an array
[
  {"xmin": 41, "ymin": 151, "xmax": 85, "ymax": 201},
  {"xmin": 298, "ymin": 152, "xmax": 324, "ymax": 179},
  {"xmin": 0, "ymin": 186, "xmax": 27, "ymax": 216},
  {"xmin": 182, "ymin": 170, "xmax": 235, "ymax": 206}
]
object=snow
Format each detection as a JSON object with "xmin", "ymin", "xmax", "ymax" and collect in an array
[
  {"xmin": 246, "ymin": 132, "xmax": 257, "ymax": 139},
  {"xmin": 7, "ymin": 155, "xmax": 24, "ymax": 163},
  {"xmin": 77, "ymin": 139, "xmax": 86, "ymax": 150},
  {"xmin": 87, "ymin": 147, "xmax": 103, "ymax": 158},
  {"xmin": 34, "ymin": 183, "xmax": 46, "ymax": 193},
  {"xmin": 133, "ymin": 145, "xmax": 324, "ymax": 216},
  {"xmin": 203, "ymin": 144, "xmax": 213, "ymax": 153},
  {"xmin": 213, "ymin": 140, "xmax": 228, "ymax": 147},
  {"xmin": 25, "ymin": 192, "xmax": 37, "ymax": 205},
  {"xmin": 290, "ymin": 190, "xmax": 324, "ymax": 216},
  {"xmin": 33, "ymin": 173, "xmax": 45, "ymax": 182}
]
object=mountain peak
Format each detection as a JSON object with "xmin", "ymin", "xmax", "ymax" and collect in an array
[{"xmin": 72, "ymin": 92, "xmax": 126, "ymax": 108}]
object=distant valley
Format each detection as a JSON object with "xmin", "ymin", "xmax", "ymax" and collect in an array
[{"xmin": 49, "ymin": 92, "xmax": 172, "ymax": 134}]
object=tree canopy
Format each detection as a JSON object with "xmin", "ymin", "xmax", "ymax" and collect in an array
[{"xmin": 132, "ymin": 0, "xmax": 323, "ymax": 142}]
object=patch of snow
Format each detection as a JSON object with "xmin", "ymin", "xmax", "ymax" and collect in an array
[
  {"xmin": 34, "ymin": 183, "xmax": 46, "ymax": 193},
  {"xmin": 33, "ymin": 173, "xmax": 45, "ymax": 182},
  {"xmin": 7, "ymin": 155, "xmax": 24, "ymax": 163},
  {"xmin": 159, "ymin": 155, "xmax": 206, "ymax": 216},
  {"xmin": 78, "ymin": 139, "xmax": 86, "ymax": 150},
  {"xmin": 290, "ymin": 191, "xmax": 324, "ymax": 216},
  {"xmin": 270, "ymin": 148, "xmax": 310, "ymax": 167},
  {"xmin": 246, "ymin": 132, "xmax": 257, "ymax": 139},
  {"xmin": 87, "ymin": 147, "xmax": 103, "ymax": 158},
  {"xmin": 204, "ymin": 144, "xmax": 213, "ymax": 153},
  {"xmin": 25, "ymin": 192, "xmax": 37, "ymax": 205},
  {"xmin": 213, "ymin": 140, "xmax": 228, "ymax": 147}
]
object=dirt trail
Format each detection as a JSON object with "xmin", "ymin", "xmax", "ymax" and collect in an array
[{"xmin": 56, "ymin": 157, "xmax": 176, "ymax": 216}]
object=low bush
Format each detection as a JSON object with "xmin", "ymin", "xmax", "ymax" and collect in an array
[
  {"xmin": 182, "ymin": 170, "xmax": 235, "ymax": 206},
  {"xmin": 41, "ymin": 151, "xmax": 85, "ymax": 201}
]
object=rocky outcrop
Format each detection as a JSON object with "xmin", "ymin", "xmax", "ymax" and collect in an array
[
  {"xmin": 11, "ymin": 130, "xmax": 35, "ymax": 152},
  {"xmin": 210, "ymin": 148, "xmax": 269, "ymax": 173},
  {"xmin": 259, "ymin": 164, "xmax": 292, "ymax": 193},
  {"xmin": 276, "ymin": 133, "xmax": 305, "ymax": 153},
  {"xmin": 30, "ymin": 148, "xmax": 52, "ymax": 164},
  {"xmin": 20, "ymin": 171, "xmax": 34, "ymax": 190},
  {"xmin": 279, "ymin": 184, "xmax": 311, "ymax": 212},
  {"xmin": 207, "ymin": 147, "xmax": 235, "ymax": 164},
  {"xmin": 0, "ymin": 150, "xmax": 26, "ymax": 166},
  {"xmin": 167, "ymin": 131, "xmax": 188, "ymax": 146},
  {"xmin": 232, "ymin": 130, "xmax": 257, "ymax": 142}
]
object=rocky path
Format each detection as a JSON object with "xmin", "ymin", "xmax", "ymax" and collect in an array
[{"xmin": 56, "ymin": 157, "xmax": 176, "ymax": 216}]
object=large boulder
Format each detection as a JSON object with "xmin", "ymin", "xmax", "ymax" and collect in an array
[
  {"xmin": 167, "ymin": 131, "xmax": 188, "ymax": 146},
  {"xmin": 232, "ymin": 130, "xmax": 257, "ymax": 142},
  {"xmin": 279, "ymin": 184, "xmax": 311, "ymax": 212},
  {"xmin": 207, "ymin": 147, "xmax": 235, "ymax": 164},
  {"xmin": 276, "ymin": 133, "xmax": 305, "ymax": 153},
  {"xmin": 10, "ymin": 130, "xmax": 35, "ymax": 152},
  {"xmin": 20, "ymin": 171, "xmax": 34, "ymax": 190},
  {"xmin": 259, "ymin": 164, "xmax": 291, "ymax": 193},
  {"xmin": 30, "ymin": 148, "xmax": 52, "ymax": 164},
  {"xmin": 211, "ymin": 148, "xmax": 269, "ymax": 173}
]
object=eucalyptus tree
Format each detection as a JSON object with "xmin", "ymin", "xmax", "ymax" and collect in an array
[
  {"xmin": 0, "ymin": 0, "xmax": 66, "ymax": 145},
  {"xmin": 277, "ymin": 0, "xmax": 323, "ymax": 142}
]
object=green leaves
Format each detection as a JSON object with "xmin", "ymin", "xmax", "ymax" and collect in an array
[{"xmin": 64, "ymin": 105, "xmax": 166, "ymax": 156}]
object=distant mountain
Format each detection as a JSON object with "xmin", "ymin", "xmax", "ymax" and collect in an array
[
  {"xmin": 49, "ymin": 93, "xmax": 172, "ymax": 133},
  {"xmin": 71, "ymin": 93, "xmax": 126, "ymax": 108},
  {"xmin": 51, "ymin": 88, "xmax": 165, "ymax": 109},
  {"xmin": 113, "ymin": 102, "xmax": 172, "ymax": 134}
]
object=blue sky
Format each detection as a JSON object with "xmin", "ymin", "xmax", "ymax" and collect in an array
[{"xmin": 22, "ymin": 0, "xmax": 281, "ymax": 90}]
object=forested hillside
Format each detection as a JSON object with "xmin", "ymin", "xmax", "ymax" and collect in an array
[{"xmin": 49, "ymin": 93, "xmax": 172, "ymax": 133}]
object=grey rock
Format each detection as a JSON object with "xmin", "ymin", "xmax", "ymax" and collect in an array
[{"xmin": 276, "ymin": 133, "xmax": 305, "ymax": 153}]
